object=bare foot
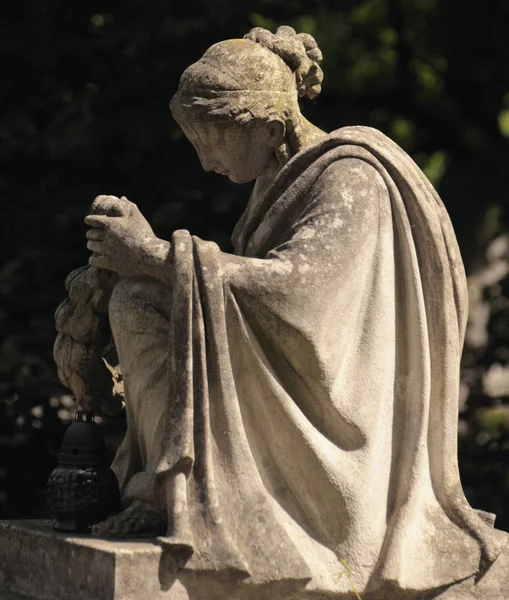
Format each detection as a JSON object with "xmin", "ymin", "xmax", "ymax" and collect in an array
[{"xmin": 91, "ymin": 499, "xmax": 167, "ymax": 538}]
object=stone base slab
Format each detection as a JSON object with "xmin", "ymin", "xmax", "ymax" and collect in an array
[
  {"xmin": 1, "ymin": 520, "xmax": 508, "ymax": 600},
  {"xmin": 0, "ymin": 520, "xmax": 186, "ymax": 600},
  {"xmin": 0, "ymin": 520, "xmax": 314, "ymax": 600}
]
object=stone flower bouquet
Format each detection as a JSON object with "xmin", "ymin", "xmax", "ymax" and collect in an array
[{"xmin": 53, "ymin": 261, "xmax": 124, "ymax": 416}]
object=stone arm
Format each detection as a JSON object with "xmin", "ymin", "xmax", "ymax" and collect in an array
[
  {"xmin": 60, "ymin": 159, "xmax": 380, "ymax": 415},
  {"xmin": 222, "ymin": 158, "xmax": 384, "ymax": 320}
]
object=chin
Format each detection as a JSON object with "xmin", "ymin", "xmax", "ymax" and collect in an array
[{"xmin": 227, "ymin": 172, "xmax": 255, "ymax": 184}]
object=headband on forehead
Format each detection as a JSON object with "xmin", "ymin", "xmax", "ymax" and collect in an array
[{"xmin": 180, "ymin": 89, "xmax": 296, "ymax": 98}]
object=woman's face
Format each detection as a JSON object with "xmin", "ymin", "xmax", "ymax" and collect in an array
[{"xmin": 179, "ymin": 118, "xmax": 282, "ymax": 184}]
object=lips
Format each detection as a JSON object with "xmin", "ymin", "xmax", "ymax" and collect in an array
[{"xmin": 212, "ymin": 165, "xmax": 228, "ymax": 174}]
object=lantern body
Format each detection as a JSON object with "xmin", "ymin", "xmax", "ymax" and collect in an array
[{"xmin": 46, "ymin": 411, "xmax": 120, "ymax": 533}]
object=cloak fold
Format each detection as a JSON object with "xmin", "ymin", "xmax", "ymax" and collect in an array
[{"xmin": 117, "ymin": 126, "xmax": 508, "ymax": 595}]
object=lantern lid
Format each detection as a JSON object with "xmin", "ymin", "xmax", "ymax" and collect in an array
[{"xmin": 58, "ymin": 411, "xmax": 107, "ymax": 466}]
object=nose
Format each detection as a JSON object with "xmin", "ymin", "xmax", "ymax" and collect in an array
[
  {"xmin": 194, "ymin": 148, "xmax": 216, "ymax": 172},
  {"xmin": 201, "ymin": 158, "xmax": 218, "ymax": 173}
]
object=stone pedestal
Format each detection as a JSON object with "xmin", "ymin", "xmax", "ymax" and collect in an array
[
  {"xmin": 0, "ymin": 520, "xmax": 308, "ymax": 600},
  {"xmin": 1, "ymin": 520, "xmax": 508, "ymax": 600},
  {"xmin": 0, "ymin": 520, "xmax": 188, "ymax": 600}
]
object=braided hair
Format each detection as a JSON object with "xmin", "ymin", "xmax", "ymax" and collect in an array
[{"xmin": 244, "ymin": 26, "xmax": 323, "ymax": 100}]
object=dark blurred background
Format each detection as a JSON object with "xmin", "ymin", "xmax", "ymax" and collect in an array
[{"xmin": 2, "ymin": 0, "xmax": 509, "ymax": 529}]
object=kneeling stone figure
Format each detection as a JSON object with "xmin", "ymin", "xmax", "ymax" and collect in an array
[{"xmin": 54, "ymin": 25, "xmax": 509, "ymax": 599}]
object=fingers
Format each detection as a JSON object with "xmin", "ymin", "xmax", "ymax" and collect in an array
[
  {"xmin": 86, "ymin": 240, "xmax": 102, "ymax": 253},
  {"xmin": 91, "ymin": 194, "xmax": 133, "ymax": 217},
  {"xmin": 88, "ymin": 253, "xmax": 108, "ymax": 269},
  {"xmin": 85, "ymin": 226, "xmax": 108, "ymax": 270},
  {"xmin": 86, "ymin": 228, "xmax": 105, "ymax": 241},
  {"xmin": 84, "ymin": 214, "xmax": 112, "ymax": 229},
  {"xmin": 120, "ymin": 196, "xmax": 140, "ymax": 216},
  {"xmin": 91, "ymin": 195, "xmax": 119, "ymax": 214}
]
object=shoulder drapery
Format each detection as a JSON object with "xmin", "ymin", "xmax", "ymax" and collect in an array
[{"xmin": 123, "ymin": 127, "xmax": 508, "ymax": 595}]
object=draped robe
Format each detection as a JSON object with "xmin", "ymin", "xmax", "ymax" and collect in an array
[{"xmin": 110, "ymin": 126, "xmax": 508, "ymax": 596}]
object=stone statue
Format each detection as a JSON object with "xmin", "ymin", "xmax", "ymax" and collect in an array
[{"xmin": 54, "ymin": 26, "xmax": 509, "ymax": 599}]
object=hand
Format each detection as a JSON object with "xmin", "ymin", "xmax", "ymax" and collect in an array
[{"xmin": 85, "ymin": 195, "xmax": 166, "ymax": 278}]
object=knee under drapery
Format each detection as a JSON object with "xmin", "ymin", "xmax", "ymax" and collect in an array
[{"xmin": 109, "ymin": 277, "xmax": 171, "ymax": 338}]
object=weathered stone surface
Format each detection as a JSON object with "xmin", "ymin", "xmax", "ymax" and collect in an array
[
  {"xmin": 433, "ymin": 549, "xmax": 509, "ymax": 599},
  {"xmin": 0, "ymin": 520, "xmax": 184, "ymax": 600},
  {"xmin": 46, "ymin": 24, "xmax": 509, "ymax": 599},
  {"xmin": 1, "ymin": 521, "xmax": 509, "ymax": 600}
]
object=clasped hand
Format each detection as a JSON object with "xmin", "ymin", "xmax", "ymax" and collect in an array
[{"xmin": 85, "ymin": 195, "xmax": 160, "ymax": 278}]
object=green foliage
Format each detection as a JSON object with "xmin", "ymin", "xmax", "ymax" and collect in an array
[
  {"xmin": 1, "ymin": 0, "xmax": 509, "ymax": 531},
  {"xmin": 421, "ymin": 150, "xmax": 448, "ymax": 186}
]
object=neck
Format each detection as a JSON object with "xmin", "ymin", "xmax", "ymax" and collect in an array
[
  {"xmin": 288, "ymin": 113, "xmax": 328, "ymax": 156},
  {"xmin": 257, "ymin": 155, "xmax": 282, "ymax": 189},
  {"xmin": 258, "ymin": 113, "xmax": 327, "ymax": 186}
]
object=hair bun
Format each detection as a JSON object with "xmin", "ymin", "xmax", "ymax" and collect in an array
[{"xmin": 244, "ymin": 26, "xmax": 324, "ymax": 100}]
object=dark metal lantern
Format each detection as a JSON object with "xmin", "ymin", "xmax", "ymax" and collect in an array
[{"xmin": 46, "ymin": 410, "xmax": 120, "ymax": 533}]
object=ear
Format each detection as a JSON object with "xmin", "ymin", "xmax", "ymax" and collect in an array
[{"xmin": 266, "ymin": 119, "xmax": 285, "ymax": 148}]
